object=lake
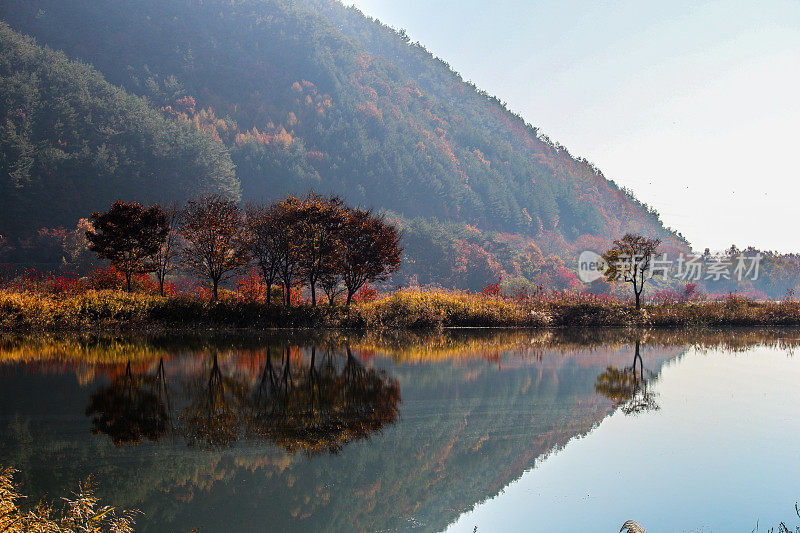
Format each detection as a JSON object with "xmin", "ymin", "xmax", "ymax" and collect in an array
[{"xmin": 1, "ymin": 329, "xmax": 799, "ymax": 532}]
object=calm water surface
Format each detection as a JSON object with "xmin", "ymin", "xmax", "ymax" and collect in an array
[{"xmin": 0, "ymin": 330, "xmax": 799, "ymax": 532}]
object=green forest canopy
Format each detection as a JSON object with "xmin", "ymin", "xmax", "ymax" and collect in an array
[{"xmin": 0, "ymin": 22, "xmax": 239, "ymax": 238}]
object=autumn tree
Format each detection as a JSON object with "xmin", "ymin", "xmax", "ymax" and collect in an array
[
  {"xmin": 272, "ymin": 197, "xmax": 304, "ymax": 305},
  {"xmin": 152, "ymin": 204, "xmax": 181, "ymax": 297},
  {"xmin": 319, "ymin": 267, "xmax": 346, "ymax": 306},
  {"xmin": 248, "ymin": 345, "xmax": 400, "ymax": 455},
  {"xmin": 453, "ymin": 241, "xmax": 503, "ymax": 291},
  {"xmin": 602, "ymin": 233, "xmax": 662, "ymax": 309},
  {"xmin": 339, "ymin": 209, "xmax": 402, "ymax": 306},
  {"xmin": 180, "ymin": 195, "xmax": 251, "ymax": 300},
  {"xmin": 296, "ymin": 193, "xmax": 347, "ymax": 306},
  {"xmin": 86, "ymin": 201, "xmax": 169, "ymax": 291},
  {"xmin": 246, "ymin": 203, "xmax": 283, "ymax": 306}
]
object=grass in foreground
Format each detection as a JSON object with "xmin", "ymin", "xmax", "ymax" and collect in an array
[{"xmin": 0, "ymin": 466, "xmax": 137, "ymax": 532}]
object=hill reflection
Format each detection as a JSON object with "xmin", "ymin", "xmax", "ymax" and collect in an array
[{"xmin": 0, "ymin": 329, "xmax": 798, "ymax": 532}]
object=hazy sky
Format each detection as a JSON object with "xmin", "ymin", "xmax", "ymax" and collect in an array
[{"xmin": 342, "ymin": 0, "xmax": 800, "ymax": 252}]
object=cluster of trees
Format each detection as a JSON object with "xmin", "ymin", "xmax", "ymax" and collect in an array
[
  {"xmin": 85, "ymin": 194, "xmax": 402, "ymax": 303},
  {"xmin": 0, "ymin": 3, "xmax": 686, "ymax": 295}
]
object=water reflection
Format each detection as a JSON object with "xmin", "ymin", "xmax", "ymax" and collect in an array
[
  {"xmin": 1, "ymin": 329, "xmax": 800, "ymax": 532},
  {"xmin": 594, "ymin": 340, "xmax": 659, "ymax": 415},
  {"xmin": 84, "ymin": 348, "xmax": 401, "ymax": 455},
  {"xmin": 86, "ymin": 360, "xmax": 170, "ymax": 446},
  {"xmin": 248, "ymin": 347, "xmax": 400, "ymax": 455}
]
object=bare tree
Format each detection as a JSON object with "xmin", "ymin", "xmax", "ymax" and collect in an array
[{"xmin": 180, "ymin": 195, "xmax": 251, "ymax": 300}]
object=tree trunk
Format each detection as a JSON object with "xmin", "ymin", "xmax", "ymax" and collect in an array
[
  {"xmin": 260, "ymin": 267, "xmax": 272, "ymax": 307},
  {"xmin": 635, "ymin": 290, "xmax": 641, "ymax": 309},
  {"xmin": 159, "ymin": 275, "xmax": 165, "ymax": 297},
  {"xmin": 212, "ymin": 278, "xmax": 219, "ymax": 301},
  {"xmin": 345, "ymin": 289, "xmax": 354, "ymax": 308},
  {"xmin": 125, "ymin": 271, "xmax": 132, "ymax": 292},
  {"xmin": 310, "ymin": 281, "xmax": 317, "ymax": 307}
]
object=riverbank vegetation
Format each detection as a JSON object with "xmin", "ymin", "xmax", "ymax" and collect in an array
[
  {"xmin": 2, "ymin": 284, "xmax": 800, "ymax": 332},
  {"xmin": 2, "ymin": 200, "xmax": 800, "ymax": 332}
]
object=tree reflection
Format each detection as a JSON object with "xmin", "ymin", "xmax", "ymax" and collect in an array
[
  {"xmin": 179, "ymin": 351, "xmax": 250, "ymax": 448},
  {"xmin": 249, "ymin": 346, "xmax": 401, "ymax": 455},
  {"xmin": 86, "ymin": 347, "xmax": 401, "ymax": 454},
  {"xmin": 85, "ymin": 360, "xmax": 169, "ymax": 446},
  {"xmin": 594, "ymin": 341, "xmax": 659, "ymax": 415}
]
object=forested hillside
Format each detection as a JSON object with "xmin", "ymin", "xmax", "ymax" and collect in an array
[
  {"xmin": 0, "ymin": 23, "xmax": 238, "ymax": 238},
  {"xmin": 0, "ymin": 0, "xmax": 688, "ymax": 289}
]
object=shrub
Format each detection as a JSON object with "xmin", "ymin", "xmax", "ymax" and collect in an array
[
  {"xmin": 352, "ymin": 283, "xmax": 378, "ymax": 304},
  {"xmin": 86, "ymin": 265, "xmax": 160, "ymax": 293}
]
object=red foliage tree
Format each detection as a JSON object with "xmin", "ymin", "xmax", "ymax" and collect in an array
[
  {"xmin": 339, "ymin": 209, "xmax": 402, "ymax": 307},
  {"xmin": 86, "ymin": 201, "xmax": 169, "ymax": 292}
]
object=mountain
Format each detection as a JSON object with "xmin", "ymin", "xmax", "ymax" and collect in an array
[
  {"xmin": 0, "ymin": 22, "xmax": 239, "ymax": 238},
  {"xmin": 0, "ymin": 0, "xmax": 687, "ymax": 288}
]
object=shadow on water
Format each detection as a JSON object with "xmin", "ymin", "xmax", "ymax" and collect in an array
[{"xmin": 1, "ymin": 328, "xmax": 800, "ymax": 532}]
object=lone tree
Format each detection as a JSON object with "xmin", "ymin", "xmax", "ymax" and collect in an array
[
  {"xmin": 86, "ymin": 201, "xmax": 169, "ymax": 291},
  {"xmin": 180, "ymin": 195, "xmax": 251, "ymax": 300},
  {"xmin": 339, "ymin": 208, "xmax": 402, "ymax": 306},
  {"xmin": 602, "ymin": 233, "xmax": 662, "ymax": 309},
  {"xmin": 594, "ymin": 340, "xmax": 659, "ymax": 415}
]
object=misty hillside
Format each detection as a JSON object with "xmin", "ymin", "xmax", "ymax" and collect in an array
[
  {"xmin": 0, "ymin": 23, "xmax": 238, "ymax": 237},
  {"xmin": 0, "ymin": 0, "xmax": 687, "ymax": 288}
]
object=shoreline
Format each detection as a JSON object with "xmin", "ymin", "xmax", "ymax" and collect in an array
[{"xmin": 4, "ymin": 288, "xmax": 800, "ymax": 334}]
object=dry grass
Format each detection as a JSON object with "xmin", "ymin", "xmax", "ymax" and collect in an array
[
  {"xmin": 2, "ymin": 288, "xmax": 800, "ymax": 331},
  {"xmin": 0, "ymin": 466, "xmax": 138, "ymax": 532},
  {"xmin": 351, "ymin": 288, "xmax": 548, "ymax": 328}
]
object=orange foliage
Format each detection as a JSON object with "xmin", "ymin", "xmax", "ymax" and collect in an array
[{"xmin": 356, "ymin": 102, "xmax": 383, "ymax": 120}]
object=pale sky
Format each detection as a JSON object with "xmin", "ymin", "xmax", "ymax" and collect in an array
[{"xmin": 342, "ymin": 0, "xmax": 800, "ymax": 252}]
